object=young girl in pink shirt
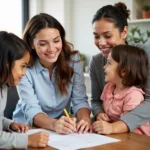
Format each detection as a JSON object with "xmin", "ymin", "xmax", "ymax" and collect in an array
[{"xmin": 92, "ymin": 45, "xmax": 150, "ymax": 136}]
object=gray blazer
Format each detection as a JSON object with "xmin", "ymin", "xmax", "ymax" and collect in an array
[
  {"xmin": 89, "ymin": 45, "xmax": 150, "ymax": 131},
  {"xmin": 0, "ymin": 85, "xmax": 28, "ymax": 149}
]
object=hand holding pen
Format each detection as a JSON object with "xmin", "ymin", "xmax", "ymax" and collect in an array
[
  {"xmin": 64, "ymin": 109, "xmax": 77, "ymax": 132},
  {"xmin": 53, "ymin": 109, "xmax": 77, "ymax": 134},
  {"xmin": 64, "ymin": 109, "xmax": 91, "ymax": 134}
]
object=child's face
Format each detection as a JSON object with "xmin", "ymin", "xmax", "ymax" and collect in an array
[
  {"xmin": 8, "ymin": 52, "xmax": 30, "ymax": 86},
  {"xmin": 104, "ymin": 53, "xmax": 121, "ymax": 84}
]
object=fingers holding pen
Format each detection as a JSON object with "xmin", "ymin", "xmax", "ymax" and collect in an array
[
  {"xmin": 62, "ymin": 117, "xmax": 76, "ymax": 133},
  {"xmin": 54, "ymin": 116, "xmax": 76, "ymax": 134}
]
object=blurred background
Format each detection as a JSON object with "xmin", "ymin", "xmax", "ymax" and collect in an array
[
  {"xmin": 1, "ymin": 0, "xmax": 150, "ymax": 66},
  {"xmin": 2, "ymin": 0, "xmax": 150, "ymax": 115}
]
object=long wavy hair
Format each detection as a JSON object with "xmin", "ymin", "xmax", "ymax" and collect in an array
[
  {"xmin": 23, "ymin": 13, "xmax": 79, "ymax": 95},
  {"xmin": 0, "ymin": 31, "xmax": 31, "ymax": 89}
]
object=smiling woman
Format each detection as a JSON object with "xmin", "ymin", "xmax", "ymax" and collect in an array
[
  {"xmin": 13, "ymin": 13, "xmax": 91, "ymax": 135},
  {"xmin": 90, "ymin": 2, "xmax": 150, "ymax": 136},
  {"xmin": 31, "ymin": 28, "xmax": 62, "ymax": 70}
]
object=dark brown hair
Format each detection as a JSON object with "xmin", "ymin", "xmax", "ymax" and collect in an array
[
  {"xmin": 92, "ymin": 2, "xmax": 130, "ymax": 33},
  {"xmin": 0, "ymin": 31, "xmax": 31, "ymax": 88},
  {"xmin": 23, "ymin": 13, "xmax": 79, "ymax": 95},
  {"xmin": 111, "ymin": 45, "xmax": 148, "ymax": 89}
]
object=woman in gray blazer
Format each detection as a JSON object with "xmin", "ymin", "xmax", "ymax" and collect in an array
[{"xmin": 90, "ymin": 2, "xmax": 150, "ymax": 134}]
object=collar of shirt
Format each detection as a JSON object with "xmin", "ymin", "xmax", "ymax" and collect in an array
[{"xmin": 34, "ymin": 59, "xmax": 57, "ymax": 74}]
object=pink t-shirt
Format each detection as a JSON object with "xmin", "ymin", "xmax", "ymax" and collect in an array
[{"xmin": 101, "ymin": 83, "xmax": 150, "ymax": 136}]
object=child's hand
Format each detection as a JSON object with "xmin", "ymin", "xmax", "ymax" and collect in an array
[
  {"xmin": 28, "ymin": 131, "xmax": 49, "ymax": 148},
  {"xmin": 10, "ymin": 122, "xmax": 29, "ymax": 133},
  {"xmin": 96, "ymin": 113, "xmax": 110, "ymax": 122},
  {"xmin": 92, "ymin": 120, "xmax": 113, "ymax": 135}
]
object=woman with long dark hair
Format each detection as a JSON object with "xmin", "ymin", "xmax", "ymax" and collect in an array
[{"xmin": 13, "ymin": 13, "xmax": 91, "ymax": 134}]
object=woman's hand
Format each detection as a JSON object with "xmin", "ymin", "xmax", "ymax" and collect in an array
[
  {"xmin": 96, "ymin": 112, "xmax": 110, "ymax": 121},
  {"xmin": 92, "ymin": 120, "xmax": 113, "ymax": 134},
  {"xmin": 28, "ymin": 132, "xmax": 49, "ymax": 148},
  {"xmin": 53, "ymin": 116, "xmax": 76, "ymax": 134},
  {"xmin": 10, "ymin": 122, "xmax": 29, "ymax": 133},
  {"xmin": 76, "ymin": 118, "xmax": 92, "ymax": 134}
]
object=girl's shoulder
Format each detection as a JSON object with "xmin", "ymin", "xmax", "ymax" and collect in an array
[
  {"xmin": 120, "ymin": 86, "xmax": 145, "ymax": 101},
  {"xmin": 123, "ymin": 86, "xmax": 144, "ymax": 106},
  {"xmin": 127, "ymin": 86, "xmax": 145, "ymax": 95}
]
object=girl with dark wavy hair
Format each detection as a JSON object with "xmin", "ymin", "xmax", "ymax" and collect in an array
[
  {"xmin": 0, "ymin": 31, "xmax": 49, "ymax": 149},
  {"xmin": 13, "ymin": 13, "xmax": 91, "ymax": 134}
]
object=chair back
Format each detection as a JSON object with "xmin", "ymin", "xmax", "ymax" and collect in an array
[{"xmin": 4, "ymin": 86, "xmax": 19, "ymax": 119}]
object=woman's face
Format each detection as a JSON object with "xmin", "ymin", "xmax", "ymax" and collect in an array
[
  {"xmin": 32, "ymin": 27, "xmax": 62, "ymax": 69},
  {"xmin": 93, "ymin": 19, "xmax": 128, "ymax": 57},
  {"xmin": 9, "ymin": 52, "xmax": 30, "ymax": 86}
]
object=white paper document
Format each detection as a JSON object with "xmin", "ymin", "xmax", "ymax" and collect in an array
[{"xmin": 27, "ymin": 129, "xmax": 120, "ymax": 150}]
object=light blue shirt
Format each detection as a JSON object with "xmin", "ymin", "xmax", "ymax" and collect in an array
[{"xmin": 13, "ymin": 54, "xmax": 90, "ymax": 125}]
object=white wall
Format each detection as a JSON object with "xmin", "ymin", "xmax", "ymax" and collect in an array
[
  {"xmin": 42, "ymin": 0, "xmax": 65, "ymax": 25},
  {"xmin": 0, "ymin": 0, "xmax": 22, "ymax": 37},
  {"xmin": 71, "ymin": 0, "xmax": 141, "ymax": 64},
  {"xmin": 29, "ymin": 0, "xmax": 64, "ymax": 24},
  {"xmin": 29, "ymin": 0, "xmax": 72, "ymax": 41},
  {"xmin": 71, "ymin": 0, "xmax": 119, "ymax": 64}
]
